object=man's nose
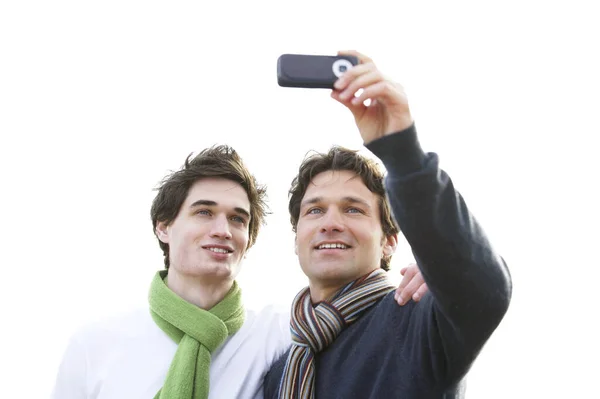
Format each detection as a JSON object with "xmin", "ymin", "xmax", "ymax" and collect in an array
[
  {"xmin": 210, "ymin": 214, "xmax": 232, "ymax": 239},
  {"xmin": 320, "ymin": 208, "xmax": 345, "ymax": 233}
]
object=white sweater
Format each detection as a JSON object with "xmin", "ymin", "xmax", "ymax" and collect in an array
[{"xmin": 51, "ymin": 305, "xmax": 291, "ymax": 399}]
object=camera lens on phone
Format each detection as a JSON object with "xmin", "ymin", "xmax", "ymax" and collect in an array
[{"xmin": 332, "ymin": 59, "xmax": 354, "ymax": 78}]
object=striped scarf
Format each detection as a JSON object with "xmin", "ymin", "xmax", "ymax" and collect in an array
[{"xmin": 277, "ymin": 268, "xmax": 394, "ymax": 398}]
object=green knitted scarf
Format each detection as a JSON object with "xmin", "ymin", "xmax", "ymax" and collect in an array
[{"xmin": 149, "ymin": 270, "xmax": 245, "ymax": 399}]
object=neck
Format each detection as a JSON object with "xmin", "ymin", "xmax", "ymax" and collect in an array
[
  {"xmin": 166, "ymin": 268, "xmax": 233, "ymax": 310},
  {"xmin": 309, "ymin": 268, "xmax": 380, "ymax": 304},
  {"xmin": 309, "ymin": 278, "xmax": 351, "ymax": 304},
  {"xmin": 309, "ymin": 284, "xmax": 340, "ymax": 304}
]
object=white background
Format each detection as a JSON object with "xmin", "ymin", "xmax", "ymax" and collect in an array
[{"xmin": 1, "ymin": 1, "xmax": 598, "ymax": 397}]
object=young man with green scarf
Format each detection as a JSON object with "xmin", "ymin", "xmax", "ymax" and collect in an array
[
  {"xmin": 263, "ymin": 50, "xmax": 513, "ymax": 398},
  {"xmin": 50, "ymin": 144, "xmax": 429, "ymax": 398}
]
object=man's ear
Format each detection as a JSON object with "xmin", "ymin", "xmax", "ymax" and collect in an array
[
  {"xmin": 155, "ymin": 222, "xmax": 170, "ymax": 244},
  {"xmin": 294, "ymin": 235, "xmax": 298, "ymax": 255},
  {"xmin": 382, "ymin": 233, "xmax": 398, "ymax": 258}
]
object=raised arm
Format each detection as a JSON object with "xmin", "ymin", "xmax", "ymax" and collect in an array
[{"xmin": 332, "ymin": 49, "xmax": 512, "ymax": 382}]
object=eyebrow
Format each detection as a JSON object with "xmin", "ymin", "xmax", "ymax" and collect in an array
[
  {"xmin": 300, "ymin": 196, "xmax": 371, "ymax": 209},
  {"xmin": 189, "ymin": 200, "xmax": 251, "ymax": 219}
]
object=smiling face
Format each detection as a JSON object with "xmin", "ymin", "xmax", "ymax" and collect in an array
[
  {"xmin": 295, "ymin": 170, "xmax": 397, "ymax": 297},
  {"xmin": 155, "ymin": 177, "xmax": 251, "ymax": 281}
]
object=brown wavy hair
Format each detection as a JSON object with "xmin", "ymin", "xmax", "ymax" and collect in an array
[
  {"xmin": 288, "ymin": 146, "xmax": 398, "ymax": 270},
  {"xmin": 151, "ymin": 145, "xmax": 268, "ymax": 268}
]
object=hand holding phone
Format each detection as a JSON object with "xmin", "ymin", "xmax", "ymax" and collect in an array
[
  {"xmin": 278, "ymin": 49, "xmax": 414, "ymax": 144},
  {"xmin": 277, "ymin": 54, "xmax": 359, "ymax": 89}
]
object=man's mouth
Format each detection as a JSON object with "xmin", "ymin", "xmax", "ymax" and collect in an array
[
  {"xmin": 203, "ymin": 246, "xmax": 233, "ymax": 254},
  {"xmin": 315, "ymin": 243, "xmax": 351, "ymax": 250}
]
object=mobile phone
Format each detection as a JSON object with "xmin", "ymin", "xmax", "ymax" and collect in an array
[{"xmin": 277, "ymin": 54, "xmax": 359, "ymax": 89}]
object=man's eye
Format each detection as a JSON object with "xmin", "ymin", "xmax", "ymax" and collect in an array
[{"xmin": 231, "ymin": 216, "xmax": 246, "ymax": 224}]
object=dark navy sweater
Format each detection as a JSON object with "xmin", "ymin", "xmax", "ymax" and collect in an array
[{"xmin": 263, "ymin": 124, "xmax": 512, "ymax": 398}]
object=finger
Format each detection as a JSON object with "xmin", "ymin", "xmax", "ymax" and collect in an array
[
  {"xmin": 333, "ymin": 62, "xmax": 375, "ymax": 92},
  {"xmin": 395, "ymin": 266, "xmax": 418, "ymax": 304},
  {"xmin": 397, "ymin": 274, "xmax": 425, "ymax": 305},
  {"xmin": 351, "ymin": 80, "xmax": 395, "ymax": 106},
  {"xmin": 338, "ymin": 70, "xmax": 384, "ymax": 102},
  {"xmin": 337, "ymin": 49, "xmax": 374, "ymax": 65},
  {"xmin": 401, "ymin": 263, "xmax": 418, "ymax": 275},
  {"xmin": 396, "ymin": 265, "xmax": 417, "ymax": 293},
  {"xmin": 412, "ymin": 283, "xmax": 429, "ymax": 302},
  {"xmin": 395, "ymin": 293, "xmax": 404, "ymax": 306},
  {"xmin": 331, "ymin": 89, "xmax": 368, "ymax": 118}
]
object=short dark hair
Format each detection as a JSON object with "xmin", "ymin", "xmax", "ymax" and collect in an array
[
  {"xmin": 151, "ymin": 145, "xmax": 268, "ymax": 268},
  {"xmin": 288, "ymin": 146, "xmax": 398, "ymax": 270}
]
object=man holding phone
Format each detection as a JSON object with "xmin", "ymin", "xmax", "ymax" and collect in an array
[{"xmin": 264, "ymin": 50, "xmax": 512, "ymax": 398}]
